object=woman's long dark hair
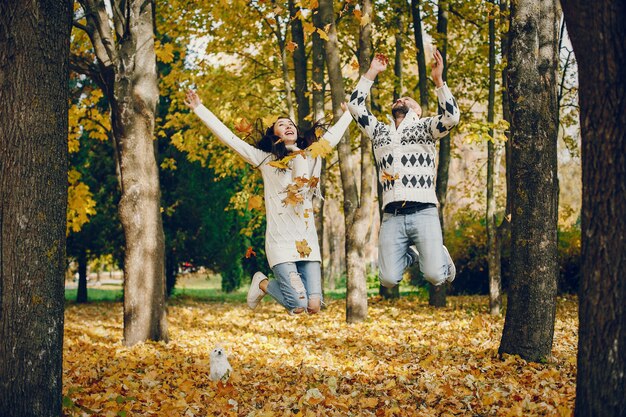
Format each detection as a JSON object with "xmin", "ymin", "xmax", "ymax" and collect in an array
[{"xmin": 255, "ymin": 117, "xmax": 328, "ymax": 160}]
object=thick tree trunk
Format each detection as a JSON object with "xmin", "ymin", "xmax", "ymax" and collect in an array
[
  {"xmin": 319, "ymin": 0, "xmax": 374, "ymax": 323},
  {"xmin": 431, "ymin": 0, "xmax": 450, "ymax": 308},
  {"xmin": 560, "ymin": 1, "xmax": 626, "ymax": 415},
  {"xmin": 0, "ymin": 1, "xmax": 71, "ymax": 415},
  {"xmin": 411, "ymin": 0, "xmax": 430, "ymax": 110},
  {"xmin": 114, "ymin": 2, "xmax": 168, "ymax": 346},
  {"xmin": 77, "ymin": 249, "xmax": 89, "ymax": 303},
  {"xmin": 498, "ymin": 0, "xmax": 560, "ymax": 362},
  {"xmin": 76, "ymin": 0, "xmax": 168, "ymax": 346},
  {"xmin": 289, "ymin": 0, "xmax": 311, "ymax": 131},
  {"xmin": 487, "ymin": 0, "xmax": 502, "ymax": 315}
]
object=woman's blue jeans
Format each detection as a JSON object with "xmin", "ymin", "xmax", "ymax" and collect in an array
[{"xmin": 266, "ymin": 261, "xmax": 322, "ymax": 313}]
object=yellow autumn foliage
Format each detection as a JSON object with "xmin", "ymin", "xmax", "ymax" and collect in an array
[{"xmin": 66, "ymin": 169, "xmax": 96, "ymax": 235}]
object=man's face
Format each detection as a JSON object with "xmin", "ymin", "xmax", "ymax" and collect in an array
[{"xmin": 392, "ymin": 97, "xmax": 422, "ymax": 118}]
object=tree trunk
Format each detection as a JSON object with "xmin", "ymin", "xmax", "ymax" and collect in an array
[
  {"xmin": 0, "ymin": 1, "xmax": 71, "ymax": 415},
  {"xmin": 487, "ymin": 0, "xmax": 502, "ymax": 315},
  {"xmin": 77, "ymin": 249, "xmax": 89, "ymax": 303},
  {"xmin": 75, "ymin": 0, "xmax": 169, "ymax": 346},
  {"xmin": 289, "ymin": 0, "xmax": 311, "ymax": 131},
  {"xmin": 319, "ymin": 0, "xmax": 375, "ymax": 323},
  {"xmin": 498, "ymin": 0, "xmax": 560, "ymax": 362},
  {"xmin": 393, "ymin": 1, "xmax": 404, "ymax": 102},
  {"xmin": 311, "ymin": 5, "xmax": 327, "ymax": 289},
  {"xmin": 411, "ymin": 0, "xmax": 430, "ymax": 110},
  {"xmin": 497, "ymin": 0, "xmax": 512, "ymax": 294},
  {"xmin": 560, "ymin": 1, "xmax": 626, "ymax": 415},
  {"xmin": 431, "ymin": 0, "xmax": 449, "ymax": 308}
]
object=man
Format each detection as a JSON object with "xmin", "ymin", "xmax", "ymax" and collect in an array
[{"xmin": 347, "ymin": 50, "xmax": 459, "ymax": 288}]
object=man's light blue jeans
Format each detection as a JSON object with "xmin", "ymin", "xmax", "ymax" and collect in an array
[
  {"xmin": 378, "ymin": 207, "xmax": 450, "ymax": 287},
  {"xmin": 266, "ymin": 261, "xmax": 322, "ymax": 313}
]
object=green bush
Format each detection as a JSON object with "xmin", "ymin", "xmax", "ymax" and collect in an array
[{"xmin": 443, "ymin": 211, "xmax": 581, "ymax": 295}]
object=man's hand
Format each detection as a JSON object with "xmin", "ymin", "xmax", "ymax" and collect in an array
[
  {"xmin": 184, "ymin": 89, "xmax": 202, "ymax": 110},
  {"xmin": 364, "ymin": 53, "xmax": 388, "ymax": 81},
  {"xmin": 431, "ymin": 49, "xmax": 445, "ymax": 88}
]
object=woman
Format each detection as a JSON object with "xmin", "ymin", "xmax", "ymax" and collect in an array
[{"xmin": 184, "ymin": 90, "xmax": 351, "ymax": 315}]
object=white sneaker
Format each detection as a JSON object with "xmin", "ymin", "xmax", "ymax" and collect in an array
[
  {"xmin": 443, "ymin": 245, "xmax": 456, "ymax": 283},
  {"xmin": 247, "ymin": 272, "xmax": 268, "ymax": 310}
]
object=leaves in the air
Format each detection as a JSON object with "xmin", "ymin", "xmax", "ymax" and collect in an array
[
  {"xmin": 286, "ymin": 41, "xmax": 298, "ymax": 52},
  {"xmin": 62, "ymin": 297, "xmax": 578, "ymax": 416},
  {"xmin": 244, "ymin": 247, "xmax": 256, "ymax": 258},
  {"xmin": 295, "ymin": 239, "xmax": 312, "ymax": 257},
  {"xmin": 381, "ymin": 171, "xmax": 399, "ymax": 182},
  {"xmin": 234, "ymin": 117, "xmax": 253, "ymax": 135},
  {"xmin": 281, "ymin": 183, "xmax": 304, "ymax": 207},
  {"xmin": 307, "ymin": 138, "xmax": 333, "ymax": 159},
  {"xmin": 247, "ymin": 195, "xmax": 263, "ymax": 211}
]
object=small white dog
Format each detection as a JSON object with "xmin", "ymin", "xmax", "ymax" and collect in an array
[{"xmin": 209, "ymin": 346, "xmax": 232, "ymax": 382}]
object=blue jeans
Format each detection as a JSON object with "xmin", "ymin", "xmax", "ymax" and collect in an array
[
  {"xmin": 378, "ymin": 207, "xmax": 449, "ymax": 287},
  {"xmin": 266, "ymin": 261, "xmax": 322, "ymax": 313}
]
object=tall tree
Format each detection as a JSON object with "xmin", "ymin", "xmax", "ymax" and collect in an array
[
  {"xmin": 431, "ymin": 0, "xmax": 450, "ymax": 307},
  {"xmin": 498, "ymin": 0, "xmax": 560, "ymax": 361},
  {"xmin": 560, "ymin": 1, "xmax": 626, "ymax": 415},
  {"xmin": 71, "ymin": 0, "xmax": 168, "ymax": 345},
  {"xmin": 319, "ymin": 0, "xmax": 376, "ymax": 322},
  {"xmin": 486, "ymin": 0, "xmax": 502, "ymax": 315},
  {"xmin": 411, "ymin": 0, "xmax": 430, "ymax": 110},
  {"xmin": 0, "ymin": 1, "xmax": 72, "ymax": 415},
  {"xmin": 289, "ymin": 0, "xmax": 311, "ymax": 131}
]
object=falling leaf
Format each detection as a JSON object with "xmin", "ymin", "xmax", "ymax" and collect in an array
[
  {"xmin": 360, "ymin": 12, "xmax": 370, "ymax": 26},
  {"xmin": 245, "ymin": 247, "xmax": 256, "ymax": 258},
  {"xmin": 381, "ymin": 171, "xmax": 399, "ymax": 182},
  {"xmin": 303, "ymin": 21, "xmax": 316, "ymax": 36},
  {"xmin": 295, "ymin": 239, "xmax": 312, "ymax": 257},
  {"xmin": 308, "ymin": 176, "xmax": 320, "ymax": 189},
  {"xmin": 292, "ymin": 176, "xmax": 309, "ymax": 188},
  {"xmin": 316, "ymin": 28, "xmax": 329, "ymax": 41},
  {"xmin": 286, "ymin": 41, "xmax": 298, "ymax": 52},
  {"xmin": 307, "ymin": 138, "xmax": 332, "ymax": 158},
  {"xmin": 247, "ymin": 195, "xmax": 263, "ymax": 211},
  {"xmin": 282, "ymin": 184, "xmax": 304, "ymax": 207},
  {"xmin": 350, "ymin": 59, "xmax": 360, "ymax": 71},
  {"xmin": 234, "ymin": 117, "xmax": 253, "ymax": 134},
  {"xmin": 353, "ymin": 9, "xmax": 362, "ymax": 20}
]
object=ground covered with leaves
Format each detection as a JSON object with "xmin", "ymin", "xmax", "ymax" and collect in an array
[{"xmin": 63, "ymin": 295, "xmax": 577, "ymax": 416}]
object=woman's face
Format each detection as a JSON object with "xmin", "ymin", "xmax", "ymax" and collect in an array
[{"xmin": 273, "ymin": 118, "xmax": 298, "ymax": 144}]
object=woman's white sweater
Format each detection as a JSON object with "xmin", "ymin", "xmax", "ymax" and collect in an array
[{"xmin": 193, "ymin": 105, "xmax": 352, "ymax": 268}]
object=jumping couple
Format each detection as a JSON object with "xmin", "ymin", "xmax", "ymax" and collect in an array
[{"xmin": 184, "ymin": 49, "xmax": 459, "ymax": 316}]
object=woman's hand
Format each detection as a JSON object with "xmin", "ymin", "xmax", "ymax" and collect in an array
[
  {"xmin": 431, "ymin": 49, "xmax": 445, "ymax": 88},
  {"xmin": 184, "ymin": 89, "xmax": 202, "ymax": 110}
]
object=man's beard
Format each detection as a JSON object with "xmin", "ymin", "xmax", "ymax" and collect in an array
[{"xmin": 392, "ymin": 104, "xmax": 409, "ymax": 119}]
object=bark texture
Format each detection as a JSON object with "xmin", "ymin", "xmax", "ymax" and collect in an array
[
  {"xmin": 560, "ymin": 1, "xmax": 626, "ymax": 415},
  {"xmin": 0, "ymin": 1, "xmax": 72, "ymax": 415},
  {"xmin": 498, "ymin": 0, "xmax": 560, "ymax": 362}
]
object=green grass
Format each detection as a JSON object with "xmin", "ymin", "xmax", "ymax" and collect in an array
[
  {"xmin": 65, "ymin": 287, "xmax": 123, "ymax": 303},
  {"xmin": 65, "ymin": 281, "xmax": 428, "ymax": 304}
]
